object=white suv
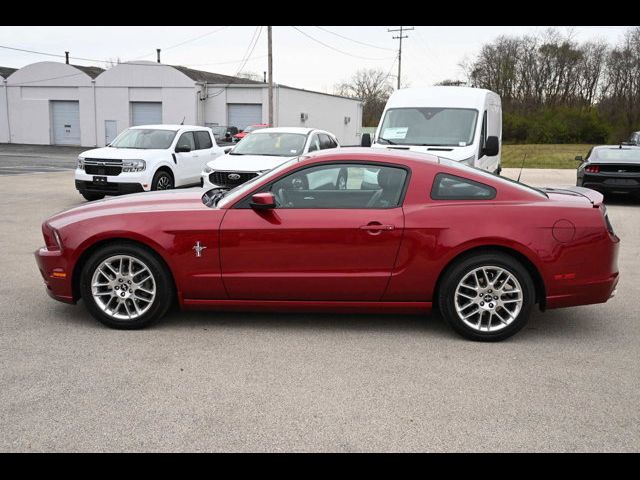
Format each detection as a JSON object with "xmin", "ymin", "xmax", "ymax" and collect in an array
[
  {"xmin": 75, "ymin": 124, "xmax": 224, "ymax": 201},
  {"xmin": 201, "ymin": 127, "xmax": 339, "ymax": 190}
]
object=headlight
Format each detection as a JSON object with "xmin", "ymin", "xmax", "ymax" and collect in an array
[
  {"xmin": 52, "ymin": 229, "xmax": 63, "ymax": 251},
  {"xmin": 204, "ymin": 165, "xmax": 213, "ymax": 174},
  {"xmin": 77, "ymin": 156, "xmax": 85, "ymax": 170},
  {"xmin": 122, "ymin": 159, "xmax": 146, "ymax": 172}
]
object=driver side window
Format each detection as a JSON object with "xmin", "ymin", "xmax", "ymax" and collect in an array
[
  {"xmin": 177, "ymin": 132, "xmax": 195, "ymax": 151},
  {"xmin": 307, "ymin": 134, "xmax": 320, "ymax": 152},
  {"xmin": 270, "ymin": 163, "xmax": 408, "ymax": 209}
]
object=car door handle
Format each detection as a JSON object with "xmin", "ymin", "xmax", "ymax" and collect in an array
[{"xmin": 360, "ymin": 223, "xmax": 395, "ymax": 231}]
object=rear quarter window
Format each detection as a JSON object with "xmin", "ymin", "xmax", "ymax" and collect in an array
[{"xmin": 431, "ymin": 173, "xmax": 496, "ymax": 200}]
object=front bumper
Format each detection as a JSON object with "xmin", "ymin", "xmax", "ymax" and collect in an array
[
  {"xmin": 34, "ymin": 247, "xmax": 75, "ymax": 304},
  {"xmin": 580, "ymin": 173, "xmax": 640, "ymax": 194},
  {"xmin": 75, "ymin": 180, "xmax": 145, "ymax": 196}
]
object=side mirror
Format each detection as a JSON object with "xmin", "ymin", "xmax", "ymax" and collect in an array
[
  {"xmin": 361, "ymin": 133, "xmax": 372, "ymax": 147},
  {"xmin": 224, "ymin": 147, "xmax": 233, "ymax": 154},
  {"xmin": 250, "ymin": 192, "xmax": 276, "ymax": 210},
  {"xmin": 484, "ymin": 136, "xmax": 499, "ymax": 157},
  {"xmin": 175, "ymin": 145, "xmax": 191, "ymax": 153},
  {"xmin": 575, "ymin": 155, "xmax": 583, "ymax": 162}
]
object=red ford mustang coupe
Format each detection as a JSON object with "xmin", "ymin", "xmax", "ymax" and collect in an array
[{"xmin": 35, "ymin": 148, "xmax": 619, "ymax": 341}]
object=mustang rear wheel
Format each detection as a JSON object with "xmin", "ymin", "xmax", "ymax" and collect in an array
[
  {"xmin": 80, "ymin": 242, "xmax": 174, "ymax": 329},
  {"xmin": 438, "ymin": 252, "xmax": 535, "ymax": 341}
]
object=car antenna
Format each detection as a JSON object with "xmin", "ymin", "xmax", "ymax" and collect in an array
[
  {"xmin": 516, "ymin": 153, "xmax": 527, "ymax": 183},
  {"xmin": 180, "ymin": 116, "xmax": 185, "ymax": 125}
]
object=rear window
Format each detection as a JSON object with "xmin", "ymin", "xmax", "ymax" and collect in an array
[
  {"xmin": 195, "ymin": 131, "xmax": 213, "ymax": 149},
  {"xmin": 431, "ymin": 173, "xmax": 496, "ymax": 200},
  {"xmin": 594, "ymin": 148, "xmax": 640, "ymax": 162}
]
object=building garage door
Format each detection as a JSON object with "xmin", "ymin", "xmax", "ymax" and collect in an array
[
  {"xmin": 131, "ymin": 102, "xmax": 162, "ymax": 126},
  {"xmin": 228, "ymin": 104, "xmax": 262, "ymax": 130},
  {"xmin": 51, "ymin": 101, "xmax": 80, "ymax": 145}
]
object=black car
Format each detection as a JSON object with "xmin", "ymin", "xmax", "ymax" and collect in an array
[
  {"xmin": 210, "ymin": 126, "xmax": 238, "ymax": 145},
  {"xmin": 576, "ymin": 145, "xmax": 640, "ymax": 196}
]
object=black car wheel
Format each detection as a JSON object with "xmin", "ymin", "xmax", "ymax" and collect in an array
[
  {"xmin": 152, "ymin": 170, "xmax": 174, "ymax": 191},
  {"xmin": 438, "ymin": 252, "xmax": 535, "ymax": 341},
  {"xmin": 80, "ymin": 242, "xmax": 174, "ymax": 329}
]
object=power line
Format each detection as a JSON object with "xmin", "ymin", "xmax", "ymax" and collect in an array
[
  {"xmin": 291, "ymin": 26, "xmax": 396, "ymax": 61},
  {"xmin": 314, "ymin": 26, "xmax": 395, "ymax": 52},
  {"xmin": 128, "ymin": 26, "xmax": 230, "ymax": 61},
  {"xmin": 206, "ymin": 26, "xmax": 264, "ymax": 98}
]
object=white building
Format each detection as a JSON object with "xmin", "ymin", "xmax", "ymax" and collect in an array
[{"xmin": 1, "ymin": 61, "xmax": 363, "ymax": 147}]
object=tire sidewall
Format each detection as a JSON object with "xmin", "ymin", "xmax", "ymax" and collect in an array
[
  {"xmin": 152, "ymin": 170, "xmax": 173, "ymax": 191},
  {"xmin": 439, "ymin": 253, "xmax": 535, "ymax": 341},
  {"xmin": 81, "ymin": 192, "xmax": 105, "ymax": 201},
  {"xmin": 80, "ymin": 243, "xmax": 173, "ymax": 329}
]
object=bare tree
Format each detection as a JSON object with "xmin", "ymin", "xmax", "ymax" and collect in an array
[{"xmin": 334, "ymin": 68, "xmax": 395, "ymax": 126}]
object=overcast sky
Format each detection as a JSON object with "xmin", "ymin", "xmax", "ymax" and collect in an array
[{"xmin": 0, "ymin": 26, "xmax": 632, "ymax": 91}]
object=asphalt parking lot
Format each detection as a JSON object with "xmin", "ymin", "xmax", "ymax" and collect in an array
[{"xmin": 1, "ymin": 145, "xmax": 639, "ymax": 452}]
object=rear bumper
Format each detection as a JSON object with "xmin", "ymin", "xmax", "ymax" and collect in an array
[
  {"xmin": 34, "ymin": 247, "xmax": 75, "ymax": 304},
  {"xmin": 546, "ymin": 272, "xmax": 619, "ymax": 309},
  {"xmin": 580, "ymin": 174, "xmax": 640, "ymax": 194},
  {"xmin": 75, "ymin": 180, "xmax": 145, "ymax": 196}
]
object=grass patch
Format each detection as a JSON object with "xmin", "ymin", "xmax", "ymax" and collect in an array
[{"xmin": 501, "ymin": 144, "xmax": 594, "ymax": 169}]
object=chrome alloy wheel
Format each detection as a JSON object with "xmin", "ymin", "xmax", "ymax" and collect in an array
[
  {"xmin": 454, "ymin": 265, "xmax": 523, "ymax": 332},
  {"xmin": 90, "ymin": 255, "xmax": 156, "ymax": 321},
  {"xmin": 157, "ymin": 175, "xmax": 172, "ymax": 190}
]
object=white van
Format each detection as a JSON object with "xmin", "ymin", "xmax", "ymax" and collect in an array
[{"xmin": 367, "ymin": 86, "xmax": 502, "ymax": 173}]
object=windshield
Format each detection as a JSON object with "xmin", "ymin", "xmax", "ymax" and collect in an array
[
  {"xmin": 244, "ymin": 125, "xmax": 264, "ymax": 133},
  {"xmin": 231, "ymin": 132, "xmax": 307, "ymax": 156},
  {"xmin": 378, "ymin": 108, "xmax": 478, "ymax": 147},
  {"xmin": 438, "ymin": 157, "xmax": 548, "ymax": 198},
  {"xmin": 212, "ymin": 157, "xmax": 301, "ymax": 208},
  {"xmin": 110, "ymin": 128, "xmax": 177, "ymax": 149},
  {"xmin": 594, "ymin": 148, "xmax": 640, "ymax": 161}
]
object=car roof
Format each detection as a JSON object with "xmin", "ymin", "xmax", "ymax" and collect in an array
[
  {"xmin": 249, "ymin": 127, "xmax": 334, "ymax": 136},
  {"xmin": 593, "ymin": 144, "xmax": 640, "ymax": 150},
  {"xmin": 130, "ymin": 124, "xmax": 208, "ymax": 131},
  {"xmin": 300, "ymin": 147, "xmax": 440, "ymax": 165},
  {"xmin": 385, "ymin": 86, "xmax": 499, "ymax": 110}
]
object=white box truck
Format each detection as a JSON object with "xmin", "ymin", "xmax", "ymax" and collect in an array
[{"xmin": 364, "ymin": 86, "xmax": 502, "ymax": 174}]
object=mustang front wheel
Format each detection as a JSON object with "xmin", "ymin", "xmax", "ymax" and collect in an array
[
  {"xmin": 80, "ymin": 242, "xmax": 174, "ymax": 329},
  {"xmin": 438, "ymin": 252, "xmax": 535, "ymax": 341}
]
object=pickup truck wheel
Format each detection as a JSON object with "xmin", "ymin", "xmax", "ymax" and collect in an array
[
  {"xmin": 80, "ymin": 242, "xmax": 174, "ymax": 329},
  {"xmin": 80, "ymin": 191, "xmax": 105, "ymax": 201},
  {"xmin": 152, "ymin": 170, "xmax": 174, "ymax": 191},
  {"xmin": 438, "ymin": 253, "xmax": 535, "ymax": 341}
]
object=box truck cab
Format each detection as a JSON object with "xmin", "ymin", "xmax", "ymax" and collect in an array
[{"xmin": 368, "ymin": 86, "xmax": 502, "ymax": 173}]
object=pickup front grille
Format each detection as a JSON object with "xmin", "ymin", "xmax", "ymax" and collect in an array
[
  {"xmin": 209, "ymin": 171, "xmax": 258, "ymax": 187},
  {"xmin": 84, "ymin": 158, "xmax": 122, "ymax": 176}
]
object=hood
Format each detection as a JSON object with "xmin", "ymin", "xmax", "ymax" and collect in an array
[
  {"xmin": 47, "ymin": 189, "xmax": 207, "ymax": 229},
  {"xmin": 206, "ymin": 154, "xmax": 294, "ymax": 173},
  {"xmin": 371, "ymin": 143, "xmax": 477, "ymax": 161},
  {"xmin": 80, "ymin": 147, "xmax": 166, "ymax": 159}
]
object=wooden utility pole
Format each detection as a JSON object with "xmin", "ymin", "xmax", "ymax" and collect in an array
[
  {"xmin": 268, "ymin": 26, "xmax": 273, "ymax": 126},
  {"xmin": 388, "ymin": 26, "xmax": 414, "ymax": 89}
]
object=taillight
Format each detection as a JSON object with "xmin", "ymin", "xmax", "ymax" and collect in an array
[
  {"xmin": 585, "ymin": 165, "xmax": 600, "ymax": 173},
  {"xmin": 601, "ymin": 205, "xmax": 615, "ymax": 236}
]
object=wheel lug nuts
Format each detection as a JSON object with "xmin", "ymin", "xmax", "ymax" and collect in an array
[
  {"xmin": 489, "ymin": 303, "xmax": 494, "ymax": 308},
  {"xmin": 480, "ymin": 302, "xmax": 484, "ymax": 306},
  {"xmin": 121, "ymin": 293, "xmax": 125, "ymax": 297},
  {"xmin": 488, "ymin": 289, "xmax": 492, "ymax": 293},
  {"xmin": 115, "ymin": 286, "xmax": 119, "ymax": 290},
  {"xmin": 119, "ymin": 279, "xmax": 123, "ymax": 283},
  {"xmin": 494, "ymin": 296, "xmax": 498, "ymax": 300}
]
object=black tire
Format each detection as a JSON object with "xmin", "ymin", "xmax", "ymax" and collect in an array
[
  {"xmin": 79, "ymin": 242, "xmax": 174, "ymax": 329},
  {"xmin": 336, "ymin": 168, "xmax": 348, "ymax": 190},
  {"xmin": 151, "ymin": 170, "xmax": 174, "ymax": 191},
  {"xmin": 80, "ymin": 191, "xmax": 105, "ymax": 201},
  {"xmin": 437, "ymin": 252, "xmax": 535, "ymax": 341}
]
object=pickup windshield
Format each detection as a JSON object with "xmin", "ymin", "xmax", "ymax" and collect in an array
[
  {"xmin": 378, "ymin": 107, "xmax": 478, "ymax": 147},
  {"xmin": 110, "ymin": 129, "xmax": 178, "ymax": 149}
]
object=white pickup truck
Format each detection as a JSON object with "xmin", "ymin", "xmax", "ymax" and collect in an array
[{"xmin": 75, "ymin": 124, "xmax": 224, "ymax": 201}]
